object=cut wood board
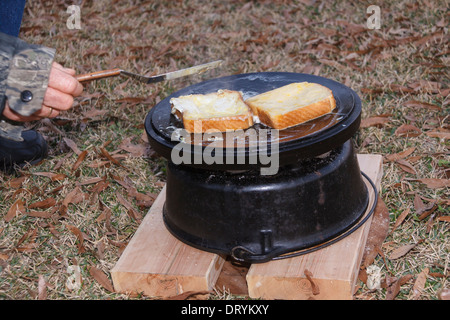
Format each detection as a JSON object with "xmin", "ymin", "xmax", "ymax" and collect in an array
[
  {"xmin": 111, "ymin": 154, "xmax": 383, "ymax": 299},
  {"xmin": 246, "ymin": 154, "xmax": 383, "ymax": 300},
  {"xmin": 110, "ymin": 186, "xmax": 225, "ymax": 297}
]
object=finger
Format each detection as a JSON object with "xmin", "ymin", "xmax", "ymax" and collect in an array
[
  {"xmin": 2, "ymin": 103, "xmax": 41, "ymax": 122},
  {"xmin": 65, "ymin": 68, "xmax": 76, "ymax": 76},
  {"xmin": 52, "ymin": 62, "xmax": 65, "ymax": 71},
  {"xmin": 48, "ymin": 67, "xmax": 83, "ymax": 95},
  {"xmin": 48, "ymin": 67, "xmax": 83, "ymax": 96},
  {"xmin": 43, "ymin": 87, "xmax": 74, "ymax": 111},
  {"xmin": 32, "ymin": 105, "xmax": 60, "ymax": 119},
  {"xmin": 52, "ymin": 61, "xmax": 76, "ymax": 76}
]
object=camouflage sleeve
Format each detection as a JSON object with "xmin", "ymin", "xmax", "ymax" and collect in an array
[{"xmin": 0, "ymin": 31, "xmax": 55, "ymax": 117}]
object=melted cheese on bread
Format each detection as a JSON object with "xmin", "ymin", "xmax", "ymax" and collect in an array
[
  {"xmin": 245, "ymin": 82, "xmax": 336, "ymax": 129},
  {"xmin": 170, "ymin": 89, "xmax": 253, "ymax": 133},
  {"xmin": 170, "ymin": 90, "xmax": 250, "ymax": 120}
]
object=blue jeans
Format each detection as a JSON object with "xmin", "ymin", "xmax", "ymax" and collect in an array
[{"xmin": 0, "ymin": 0, "xmax": 26, "ymax": 37}]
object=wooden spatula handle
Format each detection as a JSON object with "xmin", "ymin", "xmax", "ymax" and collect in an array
[{"xmin": 76, "ymin": 68, "xmax": 121, "ymax": 82}]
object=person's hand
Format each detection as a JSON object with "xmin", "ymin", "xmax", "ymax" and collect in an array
[{"xmin": 2, "ymin": 62, "xmax": 83, "ymax": 122}]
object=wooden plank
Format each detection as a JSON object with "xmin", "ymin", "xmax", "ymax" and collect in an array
[
  {"xmin": 215, "ymin": 258, "xmax": 250, "ymax": 296},
  {"xmin": 111, "ymin": 185, "xmax": 225, "ymax": 298},
  {"xmin": 246, "ymin": 154, "xmax": 383, "ymax": 300}
]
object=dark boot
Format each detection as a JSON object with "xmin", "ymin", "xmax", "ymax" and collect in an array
[{"xmin": 0, "ymin": 129, "xmax": 48, "ymax": 173}]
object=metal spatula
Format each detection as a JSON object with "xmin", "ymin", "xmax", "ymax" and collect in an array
[{"xmin": 76, "ymin": 60, "xmax": 223, "ymax": 84}]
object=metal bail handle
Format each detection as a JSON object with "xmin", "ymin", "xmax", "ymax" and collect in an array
[{"xmin": 230, "ymin": 245, "xmax": 284, "ymax": 263}]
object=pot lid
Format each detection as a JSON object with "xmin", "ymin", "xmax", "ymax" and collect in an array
[{"xmin": 145, "ymin": 72, "xmax": 362, "ymax": 170}]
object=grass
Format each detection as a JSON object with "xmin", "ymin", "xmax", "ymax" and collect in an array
[{"xmin": 0, "ymin": 0, "xmax": 448, "ymax": 300}]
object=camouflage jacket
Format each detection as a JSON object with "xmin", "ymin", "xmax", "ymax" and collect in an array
[
  {"xmin": 0, "ymin": 31, "xmax": 55, "ymax": 140},
  {"xmin": 0, "ymin": 31, "xmax": 55, "ymax": 118}
]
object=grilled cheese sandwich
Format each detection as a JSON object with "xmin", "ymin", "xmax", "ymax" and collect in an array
[
  {"xmin": 245, "ymin": 82, "xmax": 336, "ymax": 130},
  {"xmin": 170, "ymin": 89, "xmax": 253, "ymax": 133}
]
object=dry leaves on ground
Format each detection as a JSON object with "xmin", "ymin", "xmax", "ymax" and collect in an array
[{"xmin": 1, "ymin": 0, "xmax": 447, "ymax": 301}]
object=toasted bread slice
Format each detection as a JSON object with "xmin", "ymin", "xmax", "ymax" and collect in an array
[
  {"xmin": 170, "ymin": 89, "xmax": 253, "ymax": 133},
  {"xmin": 245, "ymin": 82, "xmax": 336, "ymax": 130}
]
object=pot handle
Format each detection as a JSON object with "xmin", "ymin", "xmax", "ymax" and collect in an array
[
  {"xmin": 231, "ymin": 245, "xmax": 285, "ymax": 263},
  {"xmin": 76, "ymin": 68, "xmax": 122, "ymax": 82}
]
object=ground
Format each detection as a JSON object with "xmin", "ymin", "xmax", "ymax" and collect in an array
[{"xmin": 0, "ymin": 0, "xmax": 448, "ymax": 300}]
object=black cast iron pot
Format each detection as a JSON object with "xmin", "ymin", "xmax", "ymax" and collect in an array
[{"xmin": 163, "ymin": 140, "xmax": 370, "ymax": 263}]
